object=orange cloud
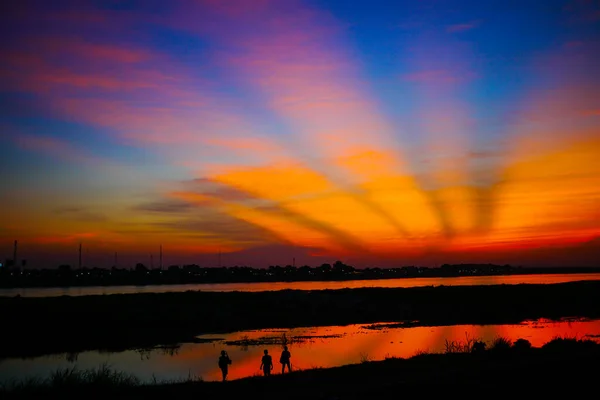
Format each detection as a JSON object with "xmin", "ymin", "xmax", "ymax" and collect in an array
[
  {"xmin": 171, "ymin": 190, "xmax": 344, "ymax": 254},
  {"xmin": 493, "ymin": 137, "xmax": 600, "ymax": 236},
  {"xmin": 203, "ymin": 136, "xmax": 293, "ymax": 164},
  {"xmin": 212, "ymin": 163, "xmax": 334, "ymax": 202}
]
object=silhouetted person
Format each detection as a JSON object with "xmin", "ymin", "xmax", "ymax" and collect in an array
[
  {"xmin": 280, "ymin": 345, "xmax": 291, "ymax": 373},
  {"xmin": 260, "ymin": 349, "xmax": 273, "ymax": 376},
  {"xmin": 218, "ymin": 350, "xmax": 232, "ymax": 381}
]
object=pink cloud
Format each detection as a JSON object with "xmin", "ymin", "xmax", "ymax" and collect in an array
[
  {"xmin": 13, "ymin": 134, "xmax": 101, "ymax": 165},
  {"xmin": 446, "ymin": 21, "xmax": 480, "ymax": 33},
  {"xmin": 183, "ymin": 3, "xmax": 401, "ymax": 162},
  {"xmin": 202, "ymin": 0, "xmax": 274, "ymax": 17},
  {"xmin": 563, "ymin": 0, "xmax": 600, "ymax": 23},
  {"xmin": 1, "ymin": 38, "xmax": 174, "ymax": 95},
  {"xmin": 564, "ymin": 40, "xmax": 585, "ymax": 48},
  {"xmin": 0, "ymin": 8, "xmax": 309, "ymax": 173},
  {"xmin": 1, "ymin": 33, "xmax": 274, "ymax": 160},
  {"xmin": 403, "ymin": 69, "xmax": 469, "ymax": 84},
  {"xmin": 46, "ymin": 9, "xmax": 110, "ymax": 25},
  {"xmin": 582, "ymin": 109, "xmax": 600, "ymax": 117},
  {"xmin": 2, "ymin": 1, "xmax": 403, "ymax": 177},
  {"xmin": 47, "ymin": 97, "xmax": 251, "ymax": 148},
  {"xmin": 401, "ymin": 34, "xmax": 478, "ymax": 92},
  {"xmin": 205, "ymin": 136, "xmax": 286, "ymax": 154},
  {"xmin": 506, "ymin": 42, "xmax": 600, "ymax": 140},
  {"xmin": 9, "ymin": 36, "xmax": 152, "ymax": 64},
  {"xmin": 35, "ymin": 71, "xmax": 162, "ymax": 91},
  {"xmin": 56, "ymin": 39, "xmax": 151, "ymax": 63},
  {"xmin": 399, "ymin": 33, "xmax": 482, "ymax": 190}
]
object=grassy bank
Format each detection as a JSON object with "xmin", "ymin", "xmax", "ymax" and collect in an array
[
  {"xmin": 3, "ymin": 337, "xmax": 599, "ymax": 398},
  {"xmin": 1, "ymin": 280, "xmax": 599, "ymax": 359}
]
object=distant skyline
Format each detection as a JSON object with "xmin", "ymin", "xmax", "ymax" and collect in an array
[{"xmin": 1, "ymin": 0, "xmax": 599, "ymax": 269}]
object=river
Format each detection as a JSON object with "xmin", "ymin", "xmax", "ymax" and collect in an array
[
  {"xmin": 1, "ymin": 318, "xmax": 598, "ymax": 384},
  {"xmin": 1, "ymin": 272, "xmax": 599, "ymax": 298}
]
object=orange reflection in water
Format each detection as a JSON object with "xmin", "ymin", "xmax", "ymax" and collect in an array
[{"xmin": 181, "ymin": 318, "xmax": 600, "ymax": 381}]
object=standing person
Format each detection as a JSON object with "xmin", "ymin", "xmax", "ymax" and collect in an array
[
  {"xmin": 280, "ymin": 345, "xmax": 292, "ymax": 373},
  {"xmin": 260, "ymin": 349, "xmax": 273, "ymax": 376},
  {"xmin": 218, "ymin": 350, "xmax": 232, "ymax": 381}
]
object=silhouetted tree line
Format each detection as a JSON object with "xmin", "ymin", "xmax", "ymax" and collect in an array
[{"xmin": 0, "ymin": 261, "xmax": 598, "ymax": 288}]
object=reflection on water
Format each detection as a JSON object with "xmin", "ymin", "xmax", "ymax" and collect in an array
[
  {"xmin": 2, "ymin": 273, "xmax": 600, "ymax": 298},
  {"xmin": 1, "ymin": 318, "xmax": 599, "ymax": 383}
]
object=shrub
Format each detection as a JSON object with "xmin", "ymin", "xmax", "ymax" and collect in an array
[
  {"xmin": 471, "ymin": 340, "xmax": 486, "ymax": 354},
  {"xmin": 542, "ymin": 336, "xmax": 598, "ymax": 353},
  {"xmin": 489, "ymin": 337, "xmax": 512, "ymax": 352},
  {"xmin": 512, "ymin": 338, "xmax": 532, "ymax": 351}
]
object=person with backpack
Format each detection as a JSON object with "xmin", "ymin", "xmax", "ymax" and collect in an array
[
  {"xmin": 280, "ymin": 345, "xmax": 291, "ymax": 373},
  {"xmin": 218, "ymin": 350, "xmax": 232, "ymax": 381}
]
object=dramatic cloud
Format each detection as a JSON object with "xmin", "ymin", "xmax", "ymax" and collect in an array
[{"xmin": 1, "ymin": 0, "xmax": 599, "ymax": 267}]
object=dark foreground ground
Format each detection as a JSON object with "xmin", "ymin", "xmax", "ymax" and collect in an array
[
  {"xmin": 1, "ymin": 280, "xmax": 599, "ymax": 358},
  {"xmin": 3, "ymin": 338, "xmax": 599, "ymax": 399}
]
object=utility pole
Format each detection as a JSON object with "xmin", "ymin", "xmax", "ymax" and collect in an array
[
  {"xmin": 114, "ymin": 252, "xmax": 118, "ymax": 268},
  {"xmin": 293, "ymin": 257, "xmax": 295, "ymax": 268},
  {"xmin": 78, "ymin": 243, "xmax": 82, "ymax": 269},
  {"xmin": 150, "ymin": 254, "xmax": 154, "ymax": 269},
  {"xmin": 13, "ymin": 240, "xmax": 18, "ymax": 266},
  {"xmin": 159, "ymin": 245, "xmax": 163, "ymax": 270}
]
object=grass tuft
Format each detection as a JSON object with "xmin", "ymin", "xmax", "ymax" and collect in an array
[
  {"xmin": 0, "ymin": 363, "xmax": 202, "ymax": 394},
  {"xmin": 445, "ymin": 332, "xmax": 479, "ymax": 354}
]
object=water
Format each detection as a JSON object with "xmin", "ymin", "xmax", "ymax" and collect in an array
[
  {"xmin": 2, "ymin": 273, "xmax": 599, "ymax": 298},
  {"xmin": 1, "ymin": 318, "xmax": 599, "ymax": 383}
]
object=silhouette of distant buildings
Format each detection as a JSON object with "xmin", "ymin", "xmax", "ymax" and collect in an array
[
  {"xmin": 1, "ymin": 258, "xmax": 599, "ymax": 288},
  {"xmin": 1, "ymin": 240, "xmax": 26, "ymax": 271}
]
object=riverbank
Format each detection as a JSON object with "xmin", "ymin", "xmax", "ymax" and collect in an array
[
  {"xmin": 3, "ymin": 337, "xmax": 598, "ymax": 398},
  {"xmin": 1, "ymin": 280, "xmax": 599, "ymax": 359}
]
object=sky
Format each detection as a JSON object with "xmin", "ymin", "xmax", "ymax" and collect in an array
[{"xmin": 1, "ymin": 0, "xmax": 599, "ymax": 269}]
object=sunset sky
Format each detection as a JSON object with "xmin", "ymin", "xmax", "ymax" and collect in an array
[{"xmin": 1, "ymin": 0, "xmax": 599, "ymax": 269}]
